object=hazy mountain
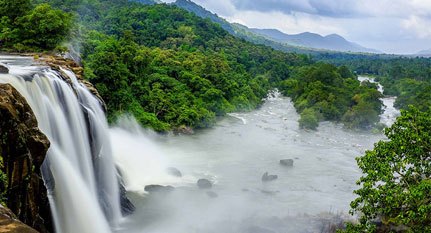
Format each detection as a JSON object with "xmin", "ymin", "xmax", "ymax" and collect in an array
[
  {"xmin": 172, "ymin": 0, "xmax": 379, "ymax": 54},
  {"xmin": 416, "ymin": 49, "xmax": 431, "ymax": 57},
  {"xmin": 251, "ymin": 28, "xmax": 379, "ymax": 53}
]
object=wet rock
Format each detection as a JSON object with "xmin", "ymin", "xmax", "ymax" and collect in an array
[
  {"xmin": 0, "ymin": 83, "xmax": 51, "ymax": 232},
  {"xmin": 0, "ymin": 205, "xmax": 39, "ymax": 233},
  {"xmin": 173, "ymin": 125, "xmax": 194, "ymax": 135},
  {"xmin": 144, "ymin": 184, "xmax": 175, "ymax": 194},
  {"xmin": 0, "ymin": 63, "xmax": 8, "ymax": 74},
  {"xmin": 197, "ymin": 179, "xmax": 212, "ymax": 189},
  {"xmin": 262, "ymin": 172, "xmax": 278, "ymax": 182},
  {"xmin": 166, "ymin": 167, "xmax": 182, "ymax": 177},
  {"xmin": 206, "ymin": 191, "xmax": 218, "ymax": 198},
  {"xmin": 116, "ymin": 168, "xmax": 135, "ymax": 216},
  {"xmin": 280, "ymin": 159, "xmax": 294, "ymax": 167}
]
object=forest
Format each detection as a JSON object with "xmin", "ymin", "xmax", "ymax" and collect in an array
[{"xmin": 1, "ymin": 0, "xmax": 386, "ymax": 131}]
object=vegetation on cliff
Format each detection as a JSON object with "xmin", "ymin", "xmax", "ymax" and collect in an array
[
  {"xmin": 0, "ymin": 0, "xmax": 71, "ymax": 51},
  {"xmin": 340, "ymin": 107, "xmax": 431, "ymax": 232}
]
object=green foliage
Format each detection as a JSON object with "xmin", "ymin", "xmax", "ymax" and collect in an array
[
  {"xmin": 0, "ymin": 1, "xmax": 72, "ymax": 51},
  {"xmin": 298, "ymin": 108, "xmax": 319, "ymax": 130},
  {"xmin": 281, "ymin": 63, "xmax": 382, "ymax": 129},
  {"xmin": 0, "ymin": 0, "xmax": 31, "ymax": 20},
  {"xmin": 344, "ymin": 108, "xmax": 431, "ymax": 232},
  {"xmin": 318, "ymin": 53, "xmax": 431, "ymax": 112},
  {"xmin": 67, "ymin": 2, "xmax": 311, "ymax": 131}
]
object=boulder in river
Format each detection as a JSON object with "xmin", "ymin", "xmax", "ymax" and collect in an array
[
  {"xmin": 0, "ymin": 63, "xmax": 9, "ymax": 74},
  {"xmin": 197, "ymin": 179, "xmax": 213, "ymax": 189},
  {"xmin": 166, "ymin": 167, "xmax": 182, "ymax": 177},
  {"xmin": 280, "ymin": 159, "xmax": 294, "ymax": 167},
  {"xmin": 206, "ymin": 191, "xmax": 218, "ymax": 198},
  {"xmin": 144, "ymin": 184, "xmax": 175, "ymax": 194},
  {"xmin": 262, "ymin": 172, "xmax": 278, "ymax": 182}
]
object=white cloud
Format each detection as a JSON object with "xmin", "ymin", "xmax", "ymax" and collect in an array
[
  {"xmin": 226, "ymin": 10, "xmax": 345, "ymax": 36},
  {"xmin": 402, "ymin": 15, "xmax": 431, "ymax": 39}
]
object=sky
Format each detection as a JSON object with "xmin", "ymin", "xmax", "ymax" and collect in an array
[{"xmin": 161, "ymin": 0, "xmax": 431, "ymax": 54}]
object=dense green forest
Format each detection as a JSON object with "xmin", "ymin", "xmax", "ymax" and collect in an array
[
  {"xmin": 0, "ymin": 0, "xmax": 386, "ymax": 131},
  {"xmin": 318, "ymin": 53, "xmax": 431, "ymax": 111}
]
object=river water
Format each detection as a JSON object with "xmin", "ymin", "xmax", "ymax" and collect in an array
[{"xmin": 112, "ymin": 89, "xmax": 399, "ymax": 233}]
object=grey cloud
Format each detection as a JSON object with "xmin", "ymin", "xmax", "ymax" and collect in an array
[{"xmin": 230, "ymin": 0, "xmax": 363, "ymax": 17}]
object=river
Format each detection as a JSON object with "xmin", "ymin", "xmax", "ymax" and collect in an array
[{"xmin": 112, "ymin": 87, "xmax": 399, "ymax": 233}]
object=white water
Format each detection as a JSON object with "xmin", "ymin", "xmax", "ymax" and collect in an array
[
  {"xmin": 112, "ymin": 90, "xmax": 398, "ymax": 233},
  {"xmin": 0, "ymin": 56, "xmax": 121, "ymax": 233},
  {"xmin": 358, "ymin": 76, "xmax": 400, "ymax": 126}
]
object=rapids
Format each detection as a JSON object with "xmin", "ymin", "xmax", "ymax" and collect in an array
[{"xmin": 112, "ymin": 89, "xmax": 398, "ymax": 233}]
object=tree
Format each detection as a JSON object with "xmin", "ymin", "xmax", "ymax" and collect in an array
[
  {"xmin": 0, "ymin": 0, "xmax": 31, "ymax": 20},
  {"xmin": 16, "ymin": 3, "xmax": 72, "ymax": 50},
  {"xmin": 343, "ymin": 107, "xmax": 431, "ymax": 232}
]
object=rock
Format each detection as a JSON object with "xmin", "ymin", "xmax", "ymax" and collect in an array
[
  {"xmin": 173, "ymin": 125, "xmax": 194, "ymax": 135},
  {"xmin": 197, "ymin": 179, "xmax": 212, "ymax": 189},
  {"xmin": 0, "ymin": 83, "xmax": 51, "ymax": 232},
  {"xmin": 262, "ymin": 172, "xmax": 278, "ymax": 182},
  {"xmin": 0, "ymin": 205, "xmax": 39, "ymax": 233},
  {"xmin": 0, "ymin": 63, "xmax": 8, "ymax": 74},
  {"xmin": 166, "ymin": 167, "xmax": 182, "ymax": 177},
  {"xmin": 206, "ymin": 191, "xmax": 218, "ymax": 198},
  {"xmin": 144, "ymin": 184, "xmax": 175, "ymax": 194},
  {"xmin": 116, "ymin": 168, "xmax": 135, "ymax": 216},
  {"xmin": 280, "ymin": 159, "xmax": 294, "ymax": 167}
]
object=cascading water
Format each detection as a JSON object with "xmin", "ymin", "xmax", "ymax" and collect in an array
[{"xmin": 0, "ymin": 56, "xmax": 121, "ymax": 233}]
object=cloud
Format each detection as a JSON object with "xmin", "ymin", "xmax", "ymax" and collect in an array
[
  {"xmin": 193, "ymin": 0, "xmax": 237, "ymax": 16},
  {"xmin": 402, "ymin": 15, "xmax": 431, "ymax": 39},
  {"xmin": 226, "ymin": 11, "xmax": 345, "ymax": 36}
]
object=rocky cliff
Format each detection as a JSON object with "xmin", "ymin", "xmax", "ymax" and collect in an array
[{"xmin": 0, "ymin": 83, "xmax": 50, "ymax": 232}]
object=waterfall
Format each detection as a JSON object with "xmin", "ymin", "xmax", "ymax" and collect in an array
[{"xmin": 0, "ymin": 61, "xmax": 121, "ymax": 233}]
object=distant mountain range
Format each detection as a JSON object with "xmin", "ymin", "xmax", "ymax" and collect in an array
[
  {"xmin": 416, "ymin": 49, "xmax": 431, "ymax": 57},
  {"xmin": 172, "ymin": 0, "xmax": 379, "ymax": 54},
  {"xmin": 250, "ymin": 29, "xmax": 379, "ymax": 53}
]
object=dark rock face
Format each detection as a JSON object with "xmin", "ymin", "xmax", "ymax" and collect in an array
[
  {"xmin": 0, "ymin": 83, "xmax": 51, "ymax": 232},
  {"xmin": 166, "ymin": 167, "xmax": 182, "ymax": 177},
  {"xmin": 116, "ymin": 168, "xmax": 135, "ymax": 216},
  {"xmin": 197, "ymin": 179, "xmax": 212, "ymax": 189},
  {"xmin": 261, "ymin": 172, "xmax": 278, "ymax": 182},
  {"xmin": 0, "ymin": 205, "xmax": 39, "ymax": 233},
  {"xmin": 0, "ymin": 63, "xmax": 8, "ymax": 74},
  {"xmin": 280, "ymin": 159, "xmax": 294, "ymax": 167},
  {"xmin": 144, "ymin": 184, "xmax": 175, "ymax": 194}
]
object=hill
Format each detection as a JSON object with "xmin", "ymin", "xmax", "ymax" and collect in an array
[{"xmin": 251, "ymin": 29, "xmax": 379, "ymax": 53}]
